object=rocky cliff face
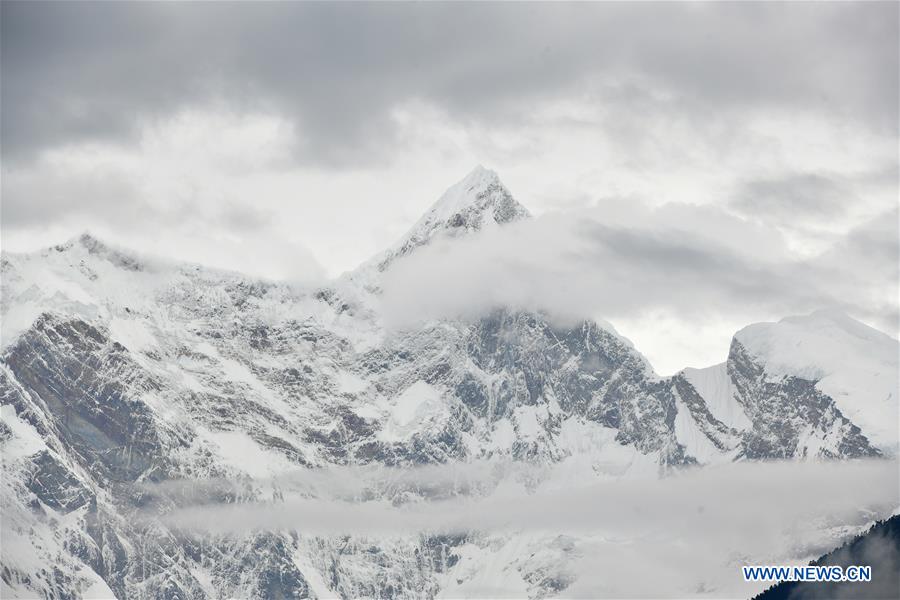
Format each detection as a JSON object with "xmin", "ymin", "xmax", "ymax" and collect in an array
[{"xmin": 1, "ymin": 168, "xmax": 896, "ymax": 598}]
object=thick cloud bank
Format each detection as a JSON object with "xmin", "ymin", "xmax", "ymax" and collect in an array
[
  {"xmin": 157, "ymin": 459, "xmax": 897, "ymax": 538},
  {"xmin": 155, "ymin": 459, "xmax": 898, "ymax": 597},
  {"xmin": 379, "ymin": 204, "xmax": 898, "ymax": 336}
]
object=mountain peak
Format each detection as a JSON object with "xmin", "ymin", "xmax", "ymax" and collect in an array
[
  {"xmin": 426, "ymin": 165, "xmax": 511, "ymax": 221},
  {"xmin": 371, "ymin": 166, "xmax": 530, "ymax": 272},
  {"xmin": 459, "ymin": 163, "xmax": 499, "ymax": 186}
]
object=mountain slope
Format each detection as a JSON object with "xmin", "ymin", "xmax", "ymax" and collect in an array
[{"xmin": 1, "ymin": 168, "xmax": 897, "ymax": 599}]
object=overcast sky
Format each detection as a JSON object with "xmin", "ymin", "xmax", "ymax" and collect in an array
[{"xmin": 1, "ymin": 2, "xmax": 897, "ymax": 373}]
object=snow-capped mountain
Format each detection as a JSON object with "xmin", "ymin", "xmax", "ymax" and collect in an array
[{"xmin": 1, "ymin": 167, "xmax": 897, "ymax": 598}]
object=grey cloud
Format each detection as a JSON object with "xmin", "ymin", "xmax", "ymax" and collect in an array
[
  {"xmin": 216, "ymin": 201, "xmax": 274, "ymax": 233},
  {"xmin": 811, "ymin": 208, "xmax": 900, "ymax": 332},
  {"xmin": 0, "ymin": 167, "xmax": 147, "ymax": 228},
  {"xmin": 2, "ymin": 1, "xmax": 897, "ymax": 166},
  {"xmin": 824, "ymin": 208, "xmax": 900, "ymax": 275},
  {"xmin": 0, "ymin": 165, "xmax": 273, "ymax": 235},
  {"xmin": 730, "ymin": 165, "xmax": 900, "ymax": 229},
  {"xmin": 731, "ymin": 173, "xmax": 855, "ymax": 224}
]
